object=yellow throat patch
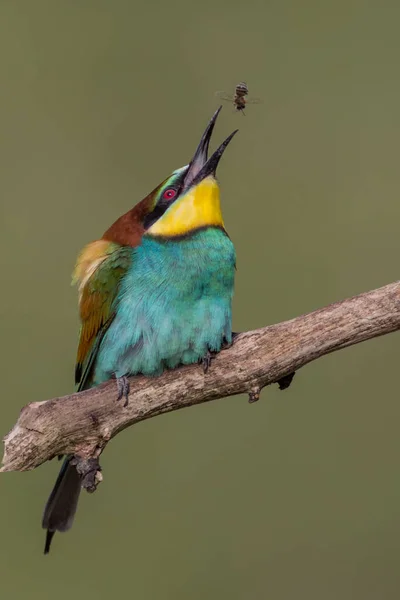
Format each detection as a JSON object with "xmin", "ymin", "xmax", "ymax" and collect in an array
[{"xmin": 148, "ymin": 176, "xmax": 224, "ymax": 237}]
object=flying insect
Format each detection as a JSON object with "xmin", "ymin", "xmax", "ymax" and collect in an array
[{"xmin": 215, "ymin": 82, "xmax": 262, "ymax": 115}]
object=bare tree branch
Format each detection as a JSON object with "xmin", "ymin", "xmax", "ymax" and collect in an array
[{"xmin": 2, "ymin": 280, "xmax": 400, "ymax": 476}]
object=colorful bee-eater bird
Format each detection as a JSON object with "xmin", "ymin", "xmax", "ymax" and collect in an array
[{"xmin": 42, "ymin": 107, "xmax": 237, "ymax": 554}]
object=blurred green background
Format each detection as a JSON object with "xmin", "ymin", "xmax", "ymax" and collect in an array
[{"xmin": 1, "ymin": 0, "xmax": 400, "ymax": 598}]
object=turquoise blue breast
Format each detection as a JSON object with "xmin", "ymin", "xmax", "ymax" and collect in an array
[{"xmin": 93, "ymin": 227, "xmax": 236, "ymax": 383}]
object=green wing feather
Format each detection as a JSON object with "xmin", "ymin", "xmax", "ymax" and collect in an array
[{"xmin": 73, "ymin": 241, "xmax": 132, "ymax": 390}]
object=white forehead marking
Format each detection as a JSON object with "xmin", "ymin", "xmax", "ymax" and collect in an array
[{"xmin": 172, "ymin": 165, "xmax": 189, "ymax": 176}]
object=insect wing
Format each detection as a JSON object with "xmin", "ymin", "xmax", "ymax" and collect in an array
[
  {"xmin": 215, "ymin": 91, "xmax": 235, "ymax": 102},
  {"xmin": 245, "ymin": 95, "xmax": 263, "ymax": 104}
]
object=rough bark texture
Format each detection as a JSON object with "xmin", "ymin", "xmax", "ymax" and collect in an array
[{"xmin": 2, "ymin": 280, "xmax": 400, "ymax": 474}]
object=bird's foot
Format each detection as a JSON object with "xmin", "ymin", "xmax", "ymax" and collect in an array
[
  {"xmin": 201, "ymin": 349, "xmax": 216, "ymax": 374},
  {"xmin": 221, "ymin": 333, "xmax": 238, "ymax": 351},
  {"xmin": 116, "ymin": 375, "xmax": 130, "ymax": 407},
  {"xmin": 200, "ymin": 335, "xmax": 239, "ymax": 374}
]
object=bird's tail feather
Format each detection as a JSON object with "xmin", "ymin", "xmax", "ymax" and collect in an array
[{"xmin": 42, "ymin": 457, "xmax": 82, "ymax": 554}]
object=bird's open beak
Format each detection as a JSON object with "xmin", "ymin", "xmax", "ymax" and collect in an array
[{"xmin": 183, "ymin": 106, "xmax": 238, "ymax": 189}]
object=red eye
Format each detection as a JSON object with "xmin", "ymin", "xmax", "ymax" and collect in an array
[{"xmin": 163, "ymin": 188, "xmax": 177, "ymax": 201}]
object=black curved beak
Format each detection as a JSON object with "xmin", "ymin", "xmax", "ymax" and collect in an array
[{"xmin": 183, "ymin": 106, "xmax": 238, "ymax": 189}]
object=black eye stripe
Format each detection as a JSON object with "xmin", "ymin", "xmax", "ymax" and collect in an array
[{"xmin": 143, "ymin": 183, "xmax": 182, "ymax": 229}]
